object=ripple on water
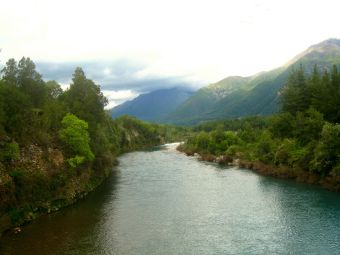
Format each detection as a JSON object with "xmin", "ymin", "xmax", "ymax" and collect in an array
[{"xmin": 0, "ymin": 146, "xmax": 339, "ymax": 255}]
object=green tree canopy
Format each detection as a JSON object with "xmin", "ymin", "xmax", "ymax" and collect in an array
[
  {"xmin": 59, "ymin": 113, "xmax": 94, "ymax": 167},
  {"xmin": 62, "ymin": 67, "xmax": 108, "ymax": 132},
  {"xmin": 311, "ymin": 123, "xmax": 340, "ymax": 175},
  {"xmin": 45, "ymin": 80, "xmax": 63, "ymax": 99},
  {"xmin": 1, "ymin": 58, "xmax": 18, "ymax": 85},
  {"xmin": 281, "ymin": 65, "xmax": 309, "ymax": 114}
]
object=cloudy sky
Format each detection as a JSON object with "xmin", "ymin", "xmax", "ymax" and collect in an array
[{"xmin": 1, "ymin": 0, "xmax": 340, "ymax": 107}]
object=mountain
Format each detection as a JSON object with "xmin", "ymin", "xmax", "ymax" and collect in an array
[
  {"xmin": 167, "ymin": 38, "xmax": 340, "ymax": 125},
  {"xmin": 110, "ymin": 87, "xmax": 194, "ymax": 122}
]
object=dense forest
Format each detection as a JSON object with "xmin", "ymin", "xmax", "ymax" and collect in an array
[
  {"xmin": 178, "ymin": 65, "xmax": 340, "ymax": 191},
  {"xmin": 0, "ymin": 57, "xmax": 183, "ymax": 235}
]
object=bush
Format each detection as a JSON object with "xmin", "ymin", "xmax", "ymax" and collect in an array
[
  {"xmin": 293, "ymin": 108, "xmax": 324, "ymax": 145},
  {"xmin": 59, "ymin": 113, "xmax": 94, "ymax": 166},
  {"xmin": 255, "ymin": 131, "xmax": 277, "ymax": 163},
  {"xmin": 331, "ymin": 164, "xmax": 340, "ymax": 175},
  {"xmin": 310, "ymin": 123, "xmax": 340, "ymax": 175},
  {"xmin": 269, "ymin": 113, "xmax": 295, "ymax": 138},
  {"xmin": 275, "ymin": 138, "xmax": 296, "ymax": 165},
  {"xmin": 3, "ymin": 141, "xmax": 20, "ymax": 162},
  {"xmin": 67, "ymin": 156, "xmax": 85, "ymax": 168},
  {"xmin": 195, "ymin": 132, "xmax": 210, "ymax": 151}
]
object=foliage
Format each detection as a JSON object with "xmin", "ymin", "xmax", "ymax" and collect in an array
[
  {"xmin": 61, "ymin": 67, "xmax": 108, "ymax": 132},
  {"xmin": 3, "ymin": 141, "xmax": 20, "ymax": 162},
  {"xmin": 59, "ymin": 113, "xmax": 94, "ymax": 165},
  {"xmin": 113, "ymin": 115, "xmax": 162, "ymax": 151},
  {"xmin": 281, "ymin": 65, "xmax": 340, "ymax": 123},
  {"xmin": 0, "ymin": 57, "xmax": 170, "ymax": 231},
  {"xmin": 310, "ymin": 123, "xmax": 340, "ymax": 175},
  {"xmin": 169, "ymin": 39, "xmax": 340, "ymax": 125},
  {"xmin": 281, "ymin": 65, "xmax": 310, "ymax": 114},
  {"xmin": 181, "ymin": 66, "xmax": 340, "ymax": 177},
  {"xmin": 67, "ymin": 155, "xmax": 86, "ymax": 168}
]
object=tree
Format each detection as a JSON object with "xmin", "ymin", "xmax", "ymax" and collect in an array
[
  {"xmin": 331, "ymin": 64, "xmax": 339, "ymax": 87},
  {"xmin": 59, "ymin": 113, "xmax": 94, "ymax": 167},
  {"xmin": 292, "ymin": 108, "xmax": 324, "ymax": 145},
  {"xmin": 195, "ymin": 132, "xmax": 210, "ymax": 151},
  {"xmin": 269, "ymin": 112, "xmax": 295, "ymax": 138},
  {"xmin": 45, "ymin": 80, "xmax": 63, "ymax": 99},
  {"xmin": 328, "ymin": 65, "xmax": 340, "ymax": 122},
  {"xmin": 310, "ymin": 123, "xmax": 340, "ymax": 175},
  {"xmin": 16, "ymin": 57, "xmax": 47, "ymax": 107},
  {"xmin": 281, "ymin": 66, "xmax": 310, "ymax": 114},
  {"xmin": 1, "ymin": 58, "xmax": 18, "ymax": 85},
  {"xmin": 255, "ymin": 130, "xmax": 276, "ymax": 163},
  {"xmin": 17, "ymin": 57, "xmax": 43, "ymax": 86},
  {"xmin": 62, "ymin": 68, "xmax": 108, "ymax": 132},
  {"xmin": 0, "ymin": 82, "xmax": 32, "ymax": 139}
]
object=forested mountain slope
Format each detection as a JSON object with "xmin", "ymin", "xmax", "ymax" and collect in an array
[
  {"xmin": 168, "ymin": 38, "xmax": 340, "ymax": 125},
  {"xmin": 111, "ymin": 87, "xmax": 193, "ymax": 122}
]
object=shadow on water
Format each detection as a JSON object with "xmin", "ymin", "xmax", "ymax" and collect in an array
[{"xmin": 0, "ymin": 169, "xmax": 121, "ymax": 255}]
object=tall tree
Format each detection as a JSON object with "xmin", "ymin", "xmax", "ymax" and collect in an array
[
  {"xmin": 16, "ymin": 57, "xmax": 46, "ymax": 107},
  {"xmin": 328, "ymin": 65, "xmax": 340, "ymax": 122},
  {"xmin": 281, "ymin": 65, "xmax": 310, "ymax": 114},
  {"xmin": 17, "ymin": 57, "xmax": 43, "ymax": 86},
  {"xmin": 1, "ymin": 58, "xmax": 18, "ymax": 85},
  {"xmin": 45, "ymin": 80, "xmax": 63, "ymax": 99},
  {"xmin": 62, "ymin": 67, "xmax": 108, "ymax": 133}
]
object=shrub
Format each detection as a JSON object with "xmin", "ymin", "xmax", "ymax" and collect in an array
[
  {"xmin": 67, "ymin": 156, "xmax": 85, "ymax": 168},
  {"xmin": 255, "ymin": 131, "xmax": 277, "ymax": 163},
  {"xmin": 3, "ymin": 141, "xmax": 20, "ymax": 162},
  {"xmin": 310, "ymin": 123, "xmax": 340, "ymax": 175},
  {"xmin": 59, "ymin": 113, "xmax": 94, "ymax": 167}
]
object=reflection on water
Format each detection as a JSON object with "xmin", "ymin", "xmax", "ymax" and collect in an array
[
  {"xmin": 0, "ymin": 144, "xmax": 339, "ymax": 255},
  {"xmin": 0, "ymin": 171, "xmax": 120, "ymax": 255}
]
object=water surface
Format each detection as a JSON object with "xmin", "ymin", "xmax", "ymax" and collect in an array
[{"xmin": 1, "ymin": 144, "xmax": 339, "ymax": 254}]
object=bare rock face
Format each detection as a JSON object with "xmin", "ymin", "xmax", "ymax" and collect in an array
[
  {"xmin": 48, "ymin": 148, "xmax": 64, "ymax": 168},
  {"xmin": 15, "ymin": 144, "xmax": 45, "ymax": 173}
]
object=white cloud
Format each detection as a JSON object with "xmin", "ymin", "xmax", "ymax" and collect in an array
[
  {"xmin": 1, "ymin": 0, "xmax": 340, "ymax": 90},
  {"xmin": 102, "ymin": 89, "xmax": 138, "ymax": 109}
]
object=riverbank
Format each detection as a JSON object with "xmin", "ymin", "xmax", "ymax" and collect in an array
[
  {"xmin": 177, "ymin": 147, "xmax": 340, "ymax": 192},
  {"xmin": 1, "ymin": 146, "xmax": 339, "ymax": 255},
  {"xmin": 0, "ymin": 117, "xmax": 166, "ymax": 237},
  {"xmin": 0, "ymin": 144, "xmax": 115, "ymax": 237}
]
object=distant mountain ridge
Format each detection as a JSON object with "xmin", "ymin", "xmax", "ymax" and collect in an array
[
  {"xmin": 110, "ymin": 87, "xmax": 194, "ymax": 122},
  {"xmin": 167, "ymin": 38, "xmax": 340, "ymax": 125}
]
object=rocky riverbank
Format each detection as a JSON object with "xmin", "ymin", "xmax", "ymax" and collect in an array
[
  {"xmin": 0, "ymin": 144, "xmax": 115, "ymax": 237},
  {"xmin": 177, "ymin": 147, "xmax": 340, "ymax": 192}
]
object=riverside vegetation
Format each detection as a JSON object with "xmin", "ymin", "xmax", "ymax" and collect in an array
[
  {"xmin": 0, "ymin": 57, "xmax": 185, "ymax": 235},
  {"xmin": 0, "ymin": 56, "xmax": 339, "ymax": 238},
  {"xmin": 178, "ymin": 65, "xmax": 340, "ymax": 191}
]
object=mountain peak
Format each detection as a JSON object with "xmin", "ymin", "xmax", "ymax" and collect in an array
[
  {"xmin": 315, "ymin": 38, "xmax": 340, "ymax": 48},
  {"xmin": 285, "ymin": 38, "xmax": 340, "ymax": 67},
  {"xmin": 307, "ymin": 38, "xmax": 340, "ymax": 53},
  {"xmin": 111, "ymin": 87, "xmax": 194, "ymax": 122},
  {"xmin": 168, "ymin": 38, "xmax": 340, "ymax": 125}
]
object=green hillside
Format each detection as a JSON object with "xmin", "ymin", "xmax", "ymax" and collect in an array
[{"xmin": 167, "ymin": 38, "xmax": 340, "ymax": 125}]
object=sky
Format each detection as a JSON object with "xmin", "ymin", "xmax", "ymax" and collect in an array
[{"xmin": 1, "ymin": 0, "xmax": 340, "ymax": 108}]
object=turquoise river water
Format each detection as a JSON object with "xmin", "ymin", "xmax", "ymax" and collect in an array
[{"xmin": 0, "ymin": 143, "xmax": 339, "ymax": 254}]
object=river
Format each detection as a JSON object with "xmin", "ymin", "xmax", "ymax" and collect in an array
[{"xmin": 0, "ymin": 143, "xmax": 339, "ymax": 255}]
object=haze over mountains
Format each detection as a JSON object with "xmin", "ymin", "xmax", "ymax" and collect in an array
[
  {"xmin": 110, "ymin": 87, "xmax": 194, "ymax": 122},
  {"xmin": 111, "ymin": 39, "xmax": 340, "ymax": 125}
]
